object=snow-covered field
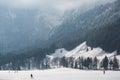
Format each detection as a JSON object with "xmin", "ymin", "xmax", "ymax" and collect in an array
[{"xmin": 0, "ymin": 68, "xmax": 120, "ymax": 80}]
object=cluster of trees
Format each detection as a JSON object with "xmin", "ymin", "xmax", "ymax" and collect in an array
[
  {"xmin": 101, "ymin": 56, "xmax": 119, "ymax": 70},
  {"xmin": 44, "ymin": 55, "xmax": 119, "ymax": 70},
  {"xmin": 0, "ymin": 52, "xmax": 119, "ymax": 71}
]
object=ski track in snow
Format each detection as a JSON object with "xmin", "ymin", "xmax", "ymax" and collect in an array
[{"xmin": 0, "ymin": 68, "xmax": 120, "ymax": 80}]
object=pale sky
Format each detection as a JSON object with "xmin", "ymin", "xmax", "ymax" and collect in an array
[{"xmin": 0, "ymin": 0, "xmax": 116, "ymax": 12}]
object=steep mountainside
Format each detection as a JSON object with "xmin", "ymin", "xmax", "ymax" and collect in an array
[
  {"xmin": 0, "ymin": 0, "xmax": 120, "ymax": 70},
  {"xmin": 50, "ymin": 0, "xmax": 120, "ymax": 54},
  {"xmin": 0, "ymin": 7, "xmax": 62, "ymax": 53}
]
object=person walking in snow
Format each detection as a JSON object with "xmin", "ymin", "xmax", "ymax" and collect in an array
[
  {"xmin": 30, "ymin": 74, "xmax": 33, "ymax": 79},
  {"xmin": 103, "ymin": 69, "xmax": 105, "ymax": 74}
]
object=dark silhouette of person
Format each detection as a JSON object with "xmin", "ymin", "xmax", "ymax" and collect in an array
[
  {"xmin": 103, "ymin": 70, "xmax": 105, "ymax": 74},
  {"xmin": 31, "ymin": 74, "xmax": 33, "ymax": 78}
]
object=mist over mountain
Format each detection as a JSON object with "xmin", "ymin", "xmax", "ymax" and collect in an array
[
  {"xmin": 51, "ymin": 0, "xmax": 120, "ymax": 54},
  {"xmin": 0, "ymin": 0, "xmax": 115, "ymax": 53},
  {"xmin": 0, "ymin": 7, "xmax": 62, "ymax": 53},
  {"xmin": 0, "ymin": 0, "xmax": 120, "ymax": 70},
  {"xmin": 0, "ymin": 0, "xmax": 119, "ymax": 54}
]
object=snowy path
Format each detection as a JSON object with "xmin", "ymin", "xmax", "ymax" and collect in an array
[{"xmin": 0, "ymin": 68, "xmax": 120, "ymax": 80}]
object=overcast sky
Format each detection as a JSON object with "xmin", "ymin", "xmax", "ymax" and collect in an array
[{"xmin": 0, "ymin": 0, "xmax": 116, "ymax": 12}]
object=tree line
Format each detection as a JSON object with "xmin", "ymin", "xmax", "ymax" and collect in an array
[
  {"xmin": 43, "ymin": 55, "xmax": 119, "ymax": 70},
  {"xmin": 0, "ymin": 53, "xmax": 119, "ymax": 71}
]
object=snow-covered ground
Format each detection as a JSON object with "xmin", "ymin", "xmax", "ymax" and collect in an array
[{"xmin": 0, "ymin": 68, "xmax": 120, "ymax": 80}]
